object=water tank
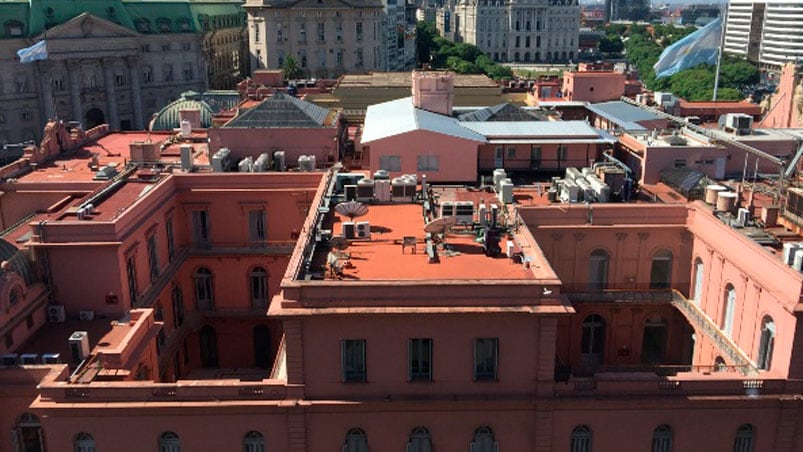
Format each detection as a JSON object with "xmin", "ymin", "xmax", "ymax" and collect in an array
[
  {"xmin": 716, "ymin": 191, "xmax": 738, "ymax": 213},
  {"xmin": 493, "ymin": 169, "xmax": 507, "ymax": 188},
  {"xmin": 705, "ymin": 185, "xmax": 726, "ymax": 205},
  {"xmin": 179, "ymin": 119, "xmax": 191, "ymax": 138},
  {"xmin": 308, "ymin": 155, "xmax": 317, "ymax": 171},
  {"xmin": 498, "ymin": 179, "xmax": 514, "ymax": 204},
  {"xmin": 547, "ymin": 189, "xmax": 557, "ymax": 202}
]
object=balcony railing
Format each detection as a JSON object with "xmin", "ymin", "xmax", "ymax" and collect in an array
[{"xmin": 567, "ymin": 290, "xmax": 675, "ymax": 304}]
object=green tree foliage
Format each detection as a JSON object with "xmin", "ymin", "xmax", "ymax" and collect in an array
[
  {"xmin": 281, "ymin": 56, "xmax": 302, "ymax": 80},
  {"xmin": 416, "ymin": 21, "xmax": 513, "ymax": 80},
  {"xmin": 599, "ymin": 35, "xmax": 624, "ymax": 55}
]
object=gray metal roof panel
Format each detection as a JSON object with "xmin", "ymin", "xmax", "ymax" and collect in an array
[
  {"xmin": 459, "ymin": 120, "xmax": 603, "ymax": 139},
  {"xmin": 361, "ymin": 97, "xmax": 486, "ymax": 144},
  {"xmin": 586, "ymin": 101, "xmax": 664, "ymax": 126},
  {"xmin": 224, "ymin": 92, "xmax": 332, "ymax": 129}
]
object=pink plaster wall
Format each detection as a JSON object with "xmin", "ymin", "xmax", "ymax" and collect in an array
[
  {"xmin": 477, "ymin": 143, "xmax": 599, "ymax": 172},
  {"xmin": 562, "ymin": 72, "xmax": 625, "ymax": 102},
  {"xmin": 758, "ymin": 63, "xmax": 803, "ymax": 129},
  {"xmin": 208, "ymin": 127, "xmax": 340, "ymax": 168}
]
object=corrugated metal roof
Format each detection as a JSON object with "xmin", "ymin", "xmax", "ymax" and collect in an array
[
  {"xmin": 457, "ymin": 102, "xmax": 542, "ymax": 122},
  {"xmin": 460, "ymin": 120, "xmax": 604, "ymax": 139},
  {"xmin": 360, "ymin": 97, "xmax": 486, "ymax": 144},
  {"xmin": 223, "ymin": 92, "xmax": 333, "ymax": 129},
  {"xmin": 586, "ymin": 101, "xmax": 664, "ymax": 131}
]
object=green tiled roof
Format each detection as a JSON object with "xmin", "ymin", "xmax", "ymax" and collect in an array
[
  {"xmin": 0, "ymin": 0, "xmax": 244, "ymax": 38},
  {"xmin": 150, "ymin": 90, "xmax": 241, "ymax": 130}
]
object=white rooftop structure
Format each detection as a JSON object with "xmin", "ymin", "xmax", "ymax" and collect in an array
[{"xmin": 361, "ymin": 97, "xmax": 486, "ymax": 144}]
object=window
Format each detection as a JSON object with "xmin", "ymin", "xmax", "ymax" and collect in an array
[
  {"xmin": 5, "ymin": 333, "xmax": 12, "ymax": 348},
  {"xmin": 172, "ymin": 286, "xmax": 184, "ymax": 328},
  {"xmin": 26, "ymin": 313, "xmax": 34, "ymax": 329},
  {"xmin": 722, "ymin": 284, "xmax": 736, "ymax": 336},
  {"xmin": 317, "ymin": 22, "xmax": 325, "ymax": 41},
  {"xmin": 581, "ymin": 314, "xmax": 605, "ymax": 366},
  {"xmin": 344, "ymin": 428, "xmax": 368, "ymax": 452},
  {"xmin": 342, "ymin": 339, "xmax": 366, "ymax": 382},
  {"xmin": 162, "ymin": 43, "xmax": 171, "ymax": 51},
  {"xmin": 156, "ymin": 18, "xmax": 172, "ymax": 32},
  {"xmin": 13, "ymin": 413, "xmax": 44, "ymax": 452},
  {"xmin": 649, "ymin": 250, "xmax": 673, "ymax": 289},
  {"xmin": 471, "ymin": 427, "xmax": 498, "ymax": 452},
  {"xmin": 714, "ymin": 356, "xmax": 727, "ymax": 372},
  {"xmin": 757, "ymin": 316, "xmax": 775, "ymax": 370},
  {"xmin": 254, "ymin": 24, "xmax": 260, "ymax": 42},
  {"xmin": 5, "ymin": 20, "xmax": 24, "ymax": 37},
  {"xmin": 417, "ymin": 155, "xmax": 439, "ymax": 172},
  {"xmin": 199, "ymin": 325, "xmax": 219, "ymax": 367},
  {"xmin": 673, "ymin": 159, "xmax": 686, "ymax": 169},
  {"xmin": 506, "ymin": 147, "xmax": 516, "ymax": 159},
  {"xmin": 276, "ymin": 24, "xmax": 282, "ymax": 43},
  {"xmin": 52, "ymin": 78, "xmax": 65, "ymax": 91},
  {"xmin": 183, "ymin": 63, "xmax": 193, "ymax": 81},
  {"xmin": 356, "ymin": 48, "xmax": 364, "ymax": 67},
  {"xmin": 74, "ymin": 432, "xmax": 96, "ymax": 452},
  {"xmin": 570, "ymin": 425, "xmax": 591, "ymax": 452},
  {"xmin": 181, "ymin": 42, "xmax": 190, "ymax": 51},
  {"xmin": 163, "ymin": 64, "xmax": 173, "ymax": 82},
  {"xmin": 143, "ymin": 66, "xmax": 153, "ymax": 83},
  {"xmin": 147, "ymin": 234, "xmax": 159, "ymax": 282},
  {"xmin": 194, "ymin": 267, "xmax": 214, "ymax": 310},
  {"xmin": 126, "ymin": 254, "xmax": 138, "ymax": 306},
  {"xmin": 21, "ymin": 111, "xmax": 31, "ymax": 121},
  {"xmin": 379, "ymin": 155, "xmax": 401, "ymax": 172},
  {"xmin": 557, "ymin": 145, "xmax": 568, "ymax": 162},
  {"xmin": 159, "ymin": 431, "xmax": 180, "ymax": 452},
  {"xmin": 588, "ymin": 249, "xmax": 609, "ymax": 290},
  {"xmin": 531, "ymin": 146, "xmax": 542, "ymax": 169},
  {"xmin": 652, "ymin": 425, "xmax": 673, "ymax": 452},
  {"xmin": 9, "ymin": 285, "xmax": 20, "ymax": 306},
  {"xmin": 165, "ymin": 217, "xmax": 175, "ymax": 262},
  {"xmin": 250, "ymin": 267, "xmax": 268, "ymax": 309},
  {"xmin": 733, "ymin": 424, "xmax": 754, "ymax": 452},
  {"xmin": 407, "ymin": 427, "xmax": 431, "ymax": 452},
  {"xmin": 356, "ymin": 22, "xmax": 363, "ymax": 41},
  {"xmin": 114, "ymin": 73, "xmax": 125, "ymax": 86},
  {"xmin": 243, "ymin": 431, "xmax": 265, "ymax": 452},
  {"xmin": 474, "ymin": 338, "xmax": 498, "ymax": 381},
  {"xmin": 192, "ymin": 210, "xmax": 210, "ymax": 247},
  {"xmin": 408, "ymin": 338, "xmax": 432, "ymax": 381},
  {"xmin": 692, "ymin": 258, "xmax": 704, "ymax": 303},
  {"xmin": 249, "ymin": 209, "xmax": 266, "ymax": 242},
  {"xmin": 336, "ymin": 22, "xmax": 342, "ymax": 41},
  {"xmin": 336, "ymin": 49, "xmax": 344, "ymax": 65},
  {"xmin": 299, "ymin": 23, "xmax": 306, "ymax": 42},
  {"xmin": 253, "ymin": 325, "xmax": 271, "ymax": 369}
]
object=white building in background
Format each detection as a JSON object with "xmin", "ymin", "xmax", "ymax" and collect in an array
[
  {"xmin": 245, "ymin": 0, "xmax": 386, "ymax": 78},
  {"xmin": 446, "ymin": 0, "xmax": 580, "ymax": 63},
  {"xmin": 724, "ymin": 0, "xmax": 803, "ymax": 70}
]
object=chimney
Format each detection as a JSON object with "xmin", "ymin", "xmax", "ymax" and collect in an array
[
  {"xmin": 129, "ymin": 141, "xmax": 159, "ymax": 163},
  {"xmin": 178, "ymin": 108, "xmax": 201, "ymax": 130},
  {"xmin": 411, "ymin": 71, "xmax": 454, "ymax": 116}
]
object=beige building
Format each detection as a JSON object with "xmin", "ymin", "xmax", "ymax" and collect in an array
[
  {"xmin": 245, "ymin": 0, "xmax": 386, "ymax": 78},
  {"xmin": 0, "ymin": 1, "xmax": 247, "ymax": 144},
  {"xmin": 447, "ymin": 0, "xmax": 580, "ymax": 63}
]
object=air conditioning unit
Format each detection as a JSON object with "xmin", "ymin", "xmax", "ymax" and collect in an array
[
  {"xmin": 356, "ymin": 221, "xmax": 371, "ymax": 239},
  {"xmin": 342, "ymin": 221, "xmax": 356, "ymax": 239},
  {"xmin": 41, "ymin": 353, "xmax": 61, "ymax": 364},
  {"xmin": 1, "ymin": 354, "xmax": 19, "ymax": 366},
  {"xmin": 20, "ymin": 354, "xmax": 38, "ymax": 365},
  {"xmin": 47, "ymin": 305, "xmax": 66, "ymax": 323},
  {"xmin": 254, "ymin": 153, "xmax": 271, "ymax": 172},
  {"xmin": 736, "ymin": 208, "xmax": 750, "ymax": 227},
  {"xmin": 374, "ymin": 179, "xmax": 391, "ymax": 202},
  {"xmin": 79, "ymin": 311, "xmax": 95, "ymax": 321},
  {"xmin": 454, "ymin": 201, "xmax": 474, "ymax": 224},
  {"xmin": 69, "ymin": 331, "xmax": 90, "ymax": 364},
  {"xmin": 273, "ymin": 151, "xmax": 286, "ymax": 171},
  {"xmin": 440, "ymin": 201, "xmax": 455, "ymax": 218}
]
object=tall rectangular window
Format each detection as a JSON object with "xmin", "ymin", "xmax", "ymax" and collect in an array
[
  {"xmin": 408, "ymin": 338, "xmax": 432, "ymax": 381},
  {"xmin": 147, "ymin": 234, "xmax": 159, "ymax": 282},
  {"xmin": 183, "ymin": 63, "xmax": 193, "ymax": 81},
  {"xmin": 126, "ymin": 254, "xmax": 138, "ymax": 307},
  {"xmin": 557, "ymin": 145, "xmax": 568, "ymax": 162},
  {"xmin": 192, "ymin": 210, "xmax": 210, "ymax": 247},
  {"xmin": 379, "ymin": 155, "xmax": 401, "ymax": 172},
  {"xmin": 356, "ymin": 22, "xmax": 363, "ymax": 41},
  {"xmin": 317, "ymin": 22, "xmax": 325, "ymax": 41},
  {"xmin": 249, "ymin": 209, "xmax": 266, "ymax": 243},
  {"xmin": 165, "ymin": 217, "xmax": 175, "ymax": 262},
  {"xmin": 416, "ymin": 155, "xmax": 439, "ymax": 172},
  {"xmin": 342, "ymin": 339, "xmax": 367, "ymax": 383},
  {"xmin": 163, "ymin": 64, "xmax": 173, "ymax": 82},
  {"xmin": 474, "ymin": 338, "xmax": 498, "ymax": 381}
]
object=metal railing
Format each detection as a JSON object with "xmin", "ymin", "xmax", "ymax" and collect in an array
[{"xmin": 567, "ymin": 290, "xmax": 675, "ymax": 304}]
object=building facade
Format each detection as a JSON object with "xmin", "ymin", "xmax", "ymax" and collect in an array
[
  {"xmin": 724, "ymin": 0, "xmax": 803, "ymax": 70},
  {"xmin": 604, "ymin": 0, "xmax": 649, "ymax": 22},
  {"xmin": 245, "ymin": 0, "xmax": 387, "ymax": 78},
  {"xmin": 0, "ymin": 1, "xmax": 247, "ymax": 144},
  {"xmin": 450, "ymin": 0, "xmax": 581, "ymax": 63}
]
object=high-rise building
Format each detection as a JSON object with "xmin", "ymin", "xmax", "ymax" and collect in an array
[
  {"xmin": 724, "ymin": 0, "xmax": 803, "ymax": 70},
  {"xmin": 446, "ymin": 0, "xmax": 580, "ymax": 63},
  {"xmin": 0, "ymin": 1, "xmax": 248, "ymax": 144},
  {"xmin": 604, "ymin": 0, "xmax": 649, "ymax": 22}
]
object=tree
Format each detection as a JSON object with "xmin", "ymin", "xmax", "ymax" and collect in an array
[
  {"xmin": 599, "ymin": 35, "xmax": 624, "ymax": 54},
  {"xmin": 281, "ymin": 56, "xmax": 302, "ymax": 80},
  {"xmin": 416, "ymin": 21, "xmax": 439, "ymax": 66}
]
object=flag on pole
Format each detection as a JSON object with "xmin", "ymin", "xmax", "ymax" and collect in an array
[
  {"xmin": 653, "ymin": 18, "xmax": 722, "ymax": 79},
  {"xmin": 17, "ymin": 40, "xmax": 48, "ymax": 63}
]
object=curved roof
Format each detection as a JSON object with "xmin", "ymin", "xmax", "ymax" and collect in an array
[
  {"xmin": 150, "ymin": 91, "xmax": 241, "ymax": 131},
  {"xmin": 0, "ymin": 238, "xmax": 35, "ymax": 284}
]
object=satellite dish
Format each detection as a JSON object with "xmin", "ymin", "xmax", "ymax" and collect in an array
[
  {"xmin": 328, "ymin": 236, "xmax": 349, "ymax": 250},
  {"xmin": 424, "ymin": 216, "xmax": 457, "ymax": 235},
  {"xmin": 335, "ymin": 201, "xmax": 369, "ymax": 221}
]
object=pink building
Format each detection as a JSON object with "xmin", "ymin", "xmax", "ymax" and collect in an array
[{"xmin": 562, "ymin": 70, "xmax": 627, "ymax": 103}]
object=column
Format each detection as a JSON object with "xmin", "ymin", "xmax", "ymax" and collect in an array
[
  {"xmin": 126, "ymin": 56, "xmax": 144, "ymax": 130},
  {"xmin": 101, "ymin": 57, "xmax": 120, "ymax": 130},
  {"xmin": 66, "ymin": 60, "xmax": 83, "ymax": 125},
  {"xmin": 35, "ymin": 61, "xmax": 55, "ymax": 122}
]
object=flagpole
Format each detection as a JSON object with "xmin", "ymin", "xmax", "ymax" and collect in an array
[{"xmin": 712, "ymin": 4, "xmax": 727, "ymax": 101}]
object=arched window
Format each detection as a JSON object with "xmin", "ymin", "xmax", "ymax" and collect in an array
[
  {"xmin": 722, "ymin": 284, "xmax": 736, "ymax": 336},
  {"xmin": 471, "ymin": 427, "xmax": 498, "ymax": 452},
  {"xmin": 570, "ymin": 425, "xmax": 592, "ymax": 452},
  {"xmin": 652, "ymin": 425, "xmax": 673, "ymax": 452},
  {"xmin": 588, "ymin": 249, "xmax": 609, "ymax": 291},
  {"xmin": 650, "ymin": 250, "xmax": 673, "ymax": 289},
  {"xmin": 692, "ymin": 258, "xmax": 704, "ymax": 303},
  {"xmin": 253, "ymin": 325, "xmax": 271, "ymax": 369},
  {"xmin": 581, "ymin": 315, "xmax": 605, "ymax": 366},
  {"xmin": 757, "ymin": 316, "xmax": 775, "ymax": 371},
  {"xmin": 407, "ymin": 427, "xmax": 431, "ymax": 452},
  {"xmin": 343, "ymin": 428, "xmax": 368, "ymax": 452},
  {"xmin": 733, "ymin": 424, "xmax": 754, "ymax": 452},
  {"xmin": 172, "ymin": 285, "xmax": 184, "ymax": 328},
  {"xmin": 714, "ymin": 356, "xmax": 727, "ymax": 372},
  {"xmin": 194, "ymin": 267, "xmax": 214, "ymax": 310},
  {"xmin": 199, "ymin": 325, "xmax": 219, "ymax": 368},
  {"xmin": 159, "ymin": 431, "xmax": 181, "ymax": 452},
  {"xmin": 13, "ymin": 413, "xmax": 44, "ymax": 452},
  {"xmin": 243, "ymin": 431, "xmax": 265, "ymax": 452},
  {"xmin": 74, "ymin": 432, "xmax": 95, "ymax": 452},
  {"xmin": 250, "ymin": 267, "xmax": 268, "ymax": 310}
]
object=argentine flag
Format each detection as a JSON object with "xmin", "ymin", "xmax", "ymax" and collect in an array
[
  {"xmin": 653, "ymin": 18, "xmax": 722, "ymax": 79},
  {"xmin": 17, "ymin": 40, "xmax": 48, "ymax": 63}
]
